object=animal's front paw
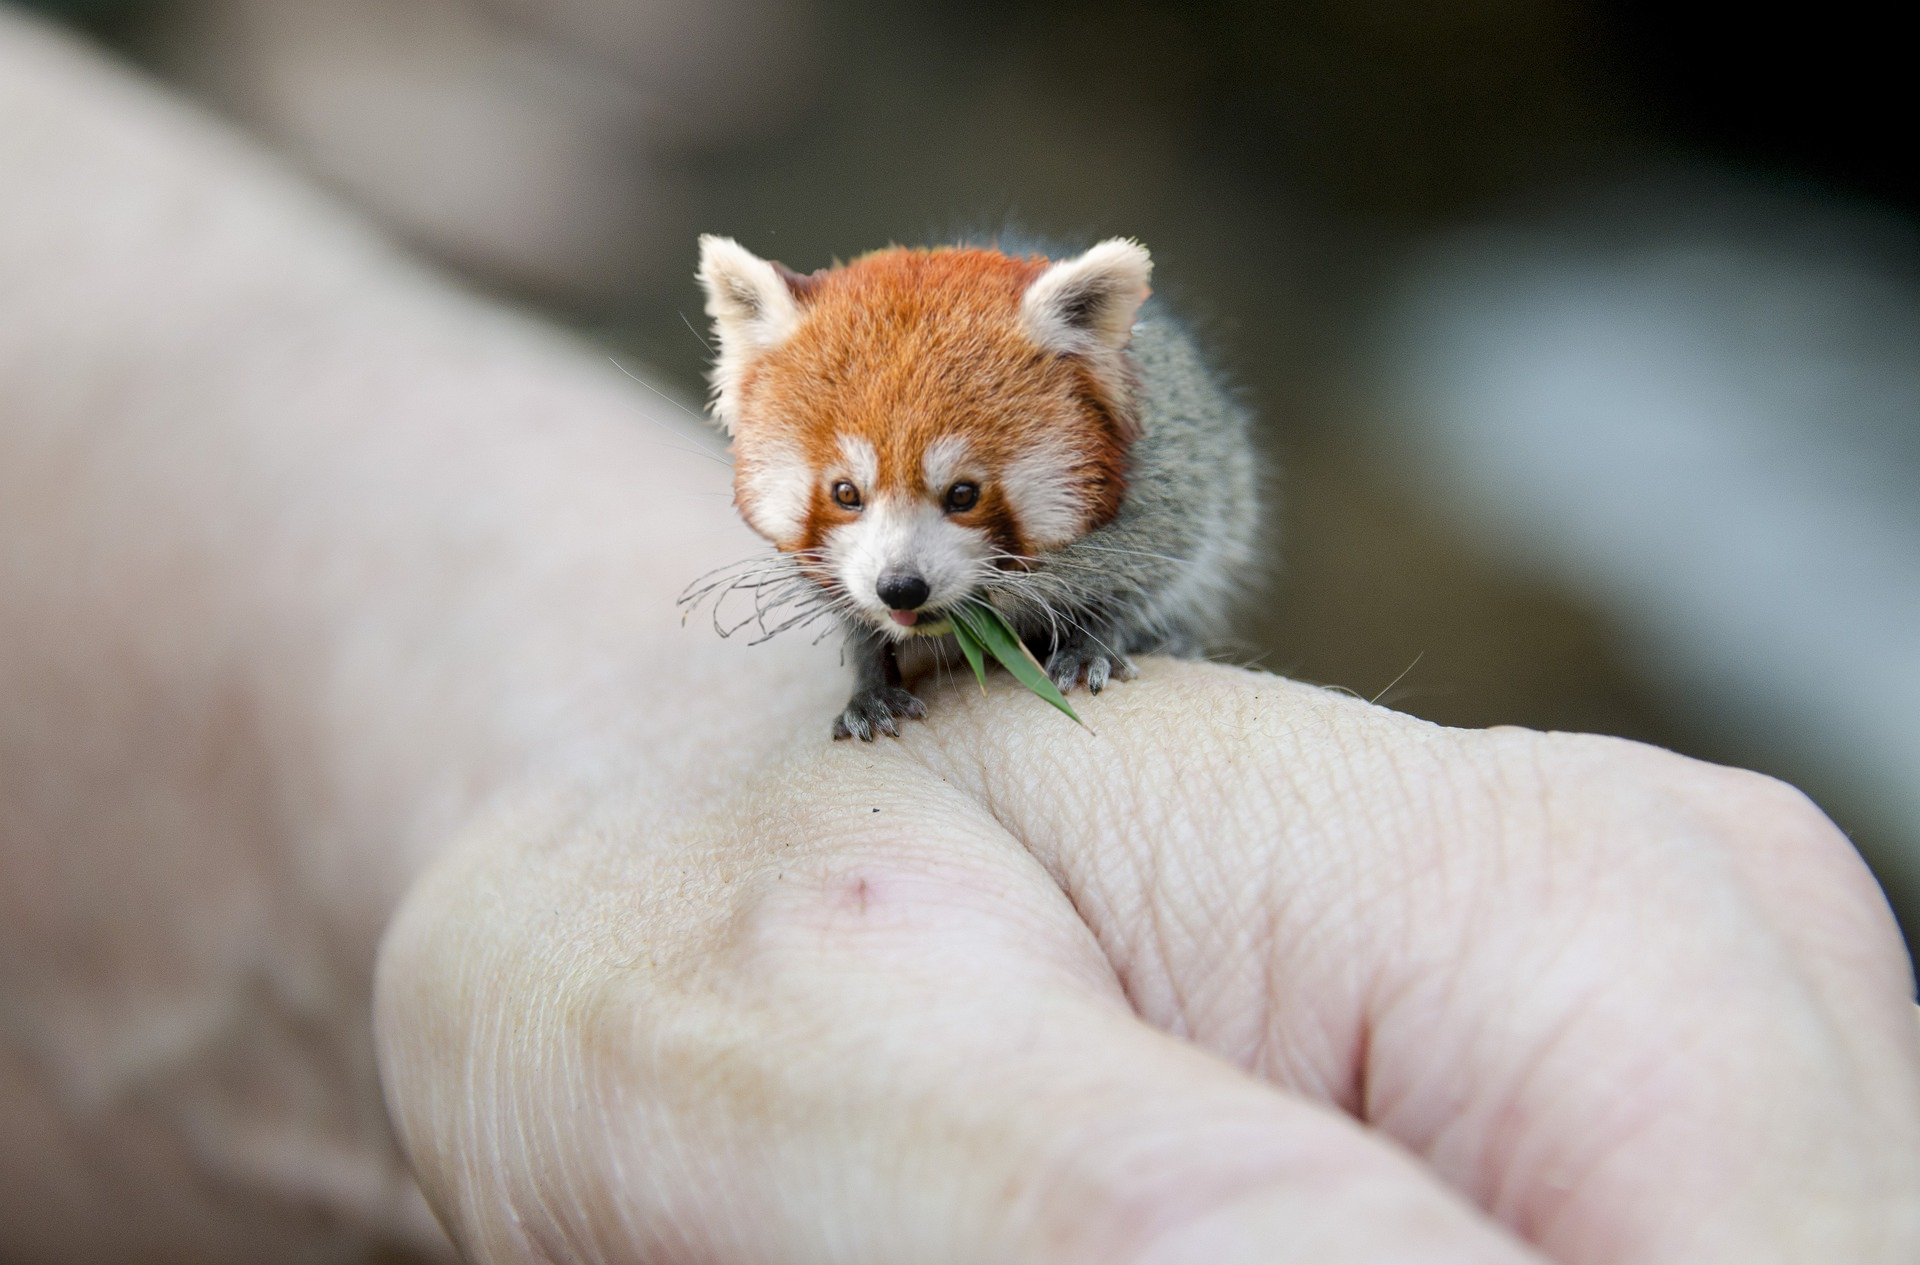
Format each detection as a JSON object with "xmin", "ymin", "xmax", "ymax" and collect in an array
[
  {"xmin": 832, "ymin": 686, "xmax": 929, "ymax": 741},
  {"xmin": 1045, "ymin": 639, "xmax": 1137, "ymax": 695}
]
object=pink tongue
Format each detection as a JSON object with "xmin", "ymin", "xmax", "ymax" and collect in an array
[{"xmin": 890, "ymin": 610, "xmax": 919, "ymax": 627}]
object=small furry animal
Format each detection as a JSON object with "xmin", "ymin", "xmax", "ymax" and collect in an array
[{"xmin": 694, "ymin": 234, "xmax": 1260, "ymax": 740}]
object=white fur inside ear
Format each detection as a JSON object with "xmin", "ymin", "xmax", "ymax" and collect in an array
[
  {"xmin": 1020, "ymin": 238, "xmax": 1153, "ymax": 357},
  {"xmin": 697, "ymin": 234, "xmax": 804, "ymax": 432}
]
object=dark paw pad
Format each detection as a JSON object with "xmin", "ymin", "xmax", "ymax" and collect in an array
[{"xmin": 832, "ymin": 686, "xmax": 928, "ymax": 741}]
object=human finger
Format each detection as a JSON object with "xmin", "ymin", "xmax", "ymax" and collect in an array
[
  {"xmin": 907, "ymin": 662, "xmax": 1920, "ymax": 1263},
  {"xmin": 376, "ymin": 746, "xmax": 1546, "ymax": 1264}
]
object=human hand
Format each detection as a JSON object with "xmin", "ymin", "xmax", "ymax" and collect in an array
[
  {"xmin": 377, "ymin": 662, "xmax": 1920, "ymax": 1264},
  {"xmin": 5, "ymin": 14, "xmax": 1913, "ymax": 1260}
]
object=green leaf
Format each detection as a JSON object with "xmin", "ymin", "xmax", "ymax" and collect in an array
[
  {"xmin": 949, "ymin": 610, "xmax": 990, "ymax": 694},
  {"xmin": 950, "ymin": 601, "xmax": 1087, "ymax": 730}
]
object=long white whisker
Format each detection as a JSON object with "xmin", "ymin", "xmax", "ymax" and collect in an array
[
  {"xmin": 1065, "ymin": 542, "xmax": 1192, "ymax": 566},
  {"xmin": 678, "ymin": 309, "xmax": 715, "ymax": 354},
  {"xmin": 608, "ymin": 356, "xmax": 731, "ymax": 446}
]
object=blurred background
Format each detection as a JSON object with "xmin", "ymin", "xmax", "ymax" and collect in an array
[{"xmin": 18, "ymin": 0, "xmax": 1918, "ymax": 943}]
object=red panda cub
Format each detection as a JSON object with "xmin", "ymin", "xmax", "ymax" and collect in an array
[{"xmin": 696, "ymin": 235, "xmax": 1259, "ymax": 740}]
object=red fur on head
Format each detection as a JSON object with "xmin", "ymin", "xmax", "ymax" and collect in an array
[{"xmin": 726, "ymin": 246, "xmax": 1139, "ymax": 561}]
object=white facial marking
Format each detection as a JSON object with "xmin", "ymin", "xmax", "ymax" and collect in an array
[
  {"xmin": 922, "ymin": 435, "xmax": 975, "ymax": 494},
  {"xmin": 836, "ymin": 433, "xmax": 879, "ymax": 493},
  {"xmin": 737, "ymin": 439, "xmax": 813, "ymax": 543},
  {"xmin": 825, "ymin": 490, "xmax": 993, "ymax": 637},
  {"xmin": 1002, "ymin": 435, "xmax": 1089, "ymax": 550}
]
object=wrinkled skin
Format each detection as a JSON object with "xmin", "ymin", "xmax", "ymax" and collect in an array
[
  {"xmin": 3, "ymin": 12, "xmax": 1918, "ymax": 1265},
  {"xmin": 383, "ymin": 672, "xmax": 1920, "ymax": 1265}
]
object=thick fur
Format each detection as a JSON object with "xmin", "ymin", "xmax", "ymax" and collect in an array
[
  {"xmin": 993, "ymin": 307, "xmax": 1260, "ymax": 679},
  {"xmin": 696, "ymin": 235, "xmax": 1259, "ymax": 739}
]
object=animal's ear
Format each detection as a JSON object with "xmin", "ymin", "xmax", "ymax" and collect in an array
[
  {"xmin": 697, "ymin": 234, "xmax": 813, "ymax": 432},
  {"xmin": 1019, "ymin": 238, "xmax": 1153, "ymax": 357}
]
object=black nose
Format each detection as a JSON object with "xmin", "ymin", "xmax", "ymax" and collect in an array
[{"xmin": 876, "ymin": 571, "xmax": 931, "ymax": 611}]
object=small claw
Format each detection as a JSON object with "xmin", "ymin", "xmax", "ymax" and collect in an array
[
  {"xmin": 833, "ymin": 687, "xmax": 926, "ymax": 741},
  {"xmin": 1086, "ymin": 656, "xmax": 1112, "ymax": 694},
  {"xmin": 1046, "ymin": 642, "xmax": 1134, "ymax": 695}
]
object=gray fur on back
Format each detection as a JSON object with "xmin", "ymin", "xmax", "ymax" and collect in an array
[{"xmin": 987, "ymin": 307, "xmax": 1262, "ymax": 658}]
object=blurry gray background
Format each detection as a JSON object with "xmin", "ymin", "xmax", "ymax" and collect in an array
[{"xmin": 20, "ymin": 0, "xmax": 1918, "ymax": 944}]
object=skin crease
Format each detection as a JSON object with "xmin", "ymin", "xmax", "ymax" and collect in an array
[{"xmin": 2, "ymin": 11, "xmax": 1918, "ymax": 1264}]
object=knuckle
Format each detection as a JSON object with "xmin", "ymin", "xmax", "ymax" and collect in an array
[
  {"xmin": 1520, "ymin": 731, "xmax": 1883, "ymax": 916},
  {"xmin": 1530, "ymin": 731, "xmax": 1822, "ymax": 823},
  {"xmin": 1484, "ymin": 729, "xmax": 1861, "ymax": 879},
  {"xmin": 1694, "ymin": 763, "xmax": 1839, "ymax": 841},
  {"xmin": 1636, "ymin": 744, "xmax": 1841, "ymax": 849}
]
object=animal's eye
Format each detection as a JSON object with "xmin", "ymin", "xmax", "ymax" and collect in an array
[
  {"xmin": 832, "ymin": 480, "xmax": 862, "ymax": 510},
  {"xmin": 944, "ymin": 482, "xmax": 980, "ymax": 513}
]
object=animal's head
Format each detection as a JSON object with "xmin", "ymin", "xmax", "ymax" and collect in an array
[{"xmin": 695, "ymin": 236, "xmax": 1151, "ymax": 639}]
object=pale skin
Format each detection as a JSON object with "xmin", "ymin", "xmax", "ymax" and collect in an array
[{"xmin": 1, "ymin": 13, "xmax": 1917, "ymax": 1265}]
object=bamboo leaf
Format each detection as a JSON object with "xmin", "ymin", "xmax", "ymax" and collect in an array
[
  {"xmin": 949, "ymin": 610, "xmax": 989, "ymax": 694},
  {"xmin": 951, "ymin": 601, "xmax": 1087, "ymax": 729}
]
